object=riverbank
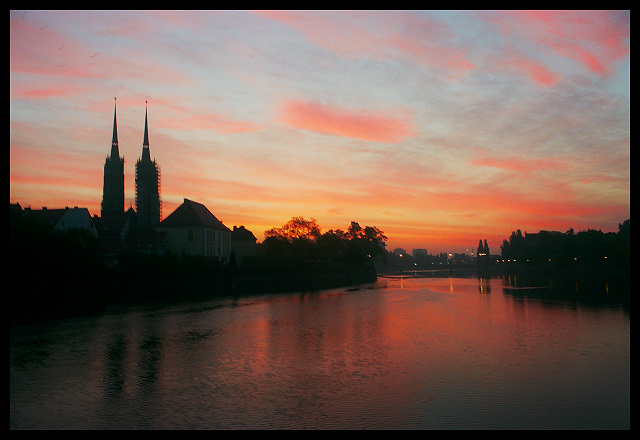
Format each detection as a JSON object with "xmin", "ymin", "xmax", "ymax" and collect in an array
[
  {"xmin": 10, "ymin": 263, "xmax": 378, "ymax": 326},
  {"xmin": 377, "ymin": 260, "xmax": 629, "ymax": 278}
]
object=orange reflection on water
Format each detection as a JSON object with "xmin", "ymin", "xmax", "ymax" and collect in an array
[{"xmin": 11, "ymin": 274, "xmax": 628, "ymax": 429}]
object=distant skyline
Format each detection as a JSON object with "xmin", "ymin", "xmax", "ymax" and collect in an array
[{"xmin": 10, "ymin": 10, "xmax": 630, "ymax": 254}]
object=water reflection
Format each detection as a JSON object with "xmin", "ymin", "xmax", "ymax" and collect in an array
[
  {"xmin": 11, "ymin": 274, "xmax": 629, "ymax": 429},
  {"xmin": 103, "ymin": 332, "xmax": 127, "ymax": 396},
  {"xmin": 497, "ymin": 271, "xmax": 629, "ymax": 313},
  {"xmin": 478, "ymin": 277, "xmax": 491, "ymax": 294}
]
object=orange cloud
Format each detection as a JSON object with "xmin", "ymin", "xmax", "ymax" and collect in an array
[{"xmin": 279, "ymin": 101, "xmax": 413, "ymax": 143}]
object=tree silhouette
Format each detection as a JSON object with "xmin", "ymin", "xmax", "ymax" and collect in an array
[
  {"xmin": 498, "ymin": 221, "xmax": 629, "ymax": 267},
  {"xmin": 262, "ymin": 217, "xmax": 387, "ymax": 265},
  {"xmin": 264, "ymin": 216, "xmax": 321, "ymax": 242},
  {"xmin": 477, "ymin": 239, "xmax": 490, "ymax": 266}
]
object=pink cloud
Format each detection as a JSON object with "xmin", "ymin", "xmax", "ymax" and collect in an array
[
  {"xmin": 389, "ymin": 33, "xmax": 474, "ymax": 80},
  {"xmin": 258, "ymin": 10, "xmax": 474, "ymax": 80},
  {"xmin": 471, "ymin": 154, "xmax": 571, "ymax": 175},
  {"xmin": 160, "ymin": 113, "xmax": 262, "ymax": 134},
  {"xmin": 10, "ymin": 83, "xmax": 89, "ymax": 100},
  {"xmin": 523, "ymin": 10, "xmax": 629, "ymax": 75},
  {"xmin": 10, "ymin": 18, "xmax": 104, "ymax": 79},
  {"xmin": 487, "ymin": 11, "xmax": 629, "ymax": 79},
  {"xmin": 10, "ymin": 15, "xmax": 191, "ymax": 94},
  {"xmin": 256, "ymin": 10, "xmax": 380, "ymax": 58},
  {"xmin": 500, "ymin": 53, "xmax": 561, "ymax": 87},
  {"xmin": 279, "ymin": 100, "xmax": 413, "ymax": 143},
  {"xmin": 384, "ymin": 12, "xmax": 476, "ymax": 78}
]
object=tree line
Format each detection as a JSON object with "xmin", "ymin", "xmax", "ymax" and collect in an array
[
  {"xmin": 499, "ymin": 219, "xmax": 630, "ymax": 267},
  {"xmin": 260, "ymin": 216, "xmax": 387, "ymax": 266}
]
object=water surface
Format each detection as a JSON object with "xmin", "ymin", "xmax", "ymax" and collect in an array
[{"xmin": 10, "ymin": 274, "xmax": 630, "ymax": 429}]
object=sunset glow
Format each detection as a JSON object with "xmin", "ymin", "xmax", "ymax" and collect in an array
[{"xmin": 10, "ymin": 10, "xmax": 630, "ymax": 253}]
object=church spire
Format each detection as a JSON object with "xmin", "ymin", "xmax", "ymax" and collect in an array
[
  {"xmin": 141, "ymin": 100, "xmax": 151, "ymax": 161},
  {"xmin": 143, "ymin": 100, "xmax": 149, "ymax": 147},
  {"xmin": 102, "ymin": 97, "xmax": 125, "ymax": 218},
  {"xmin": 136, "ymin": 99, "xmax": 161, "ymax": 231},
  {"xmin": 111, "ymin": 97, "xmax": 119, "ymax": 158}
]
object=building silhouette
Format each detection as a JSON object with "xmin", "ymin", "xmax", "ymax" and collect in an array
[
  {"xmin": 231, "ymin": 225, "xmax": 258, "ymax": 264},
  {"xmin": 101, "ymin": 99, "xmax": 125, "ymax": 218},
  {"xmin": 160, "ymin": 198, "xmax": 231, "ymax": 259},
  {"xmin": 135, "ymin": 102, "xmax": 161, "ymax": 231},
  {"xmin": 18, "ymin": 205, "xmax": 98, "ymax": 237},
  {"xmin": 93, "ymin": 99, "xmax": 257, "ymax": 263}
]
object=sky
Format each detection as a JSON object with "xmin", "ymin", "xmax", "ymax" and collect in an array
[{"xmin": 10, "ymin": 10, "xmax": 630, "ymax": 254}]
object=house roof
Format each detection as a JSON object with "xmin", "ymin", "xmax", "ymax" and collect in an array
[
  {"xmin": 160, "ymin": 198, "xmax": 230, "ymax": 231},
  {"xmin": 232, "ymin": 225, "xmax": 257, "ymax": 242},
  {"xmin": 25, "ymin": 207, "xmax": 68, "ymax": 227}
]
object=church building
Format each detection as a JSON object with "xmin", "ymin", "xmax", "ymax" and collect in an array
[
  {"xmin": 98, "ymin": 99, "xmax": 162, "ymax": 246},
  {"xmin": 101, "ymin": 99, "xmax": 125, "ymax": 219},
  {"xmin": 135, "ymin": 102, "xmax": 161, "ymax": 232},
  {"xmin": 97, "ymin": 99, "xmax": 246, "ymax": 262}
]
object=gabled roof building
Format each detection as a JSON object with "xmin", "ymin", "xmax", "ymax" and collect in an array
[
  {"xmin": 22, "ymin": 206, "xmax": 98, "ymax": 237},
  {"xmin": 159, "ymin": 198, "xmax": 231, "ymax": 260}
]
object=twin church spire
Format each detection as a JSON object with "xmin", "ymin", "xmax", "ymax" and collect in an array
[{"xmin": 102, "ymin": 99, "xmax": 161, "ymax": 231}]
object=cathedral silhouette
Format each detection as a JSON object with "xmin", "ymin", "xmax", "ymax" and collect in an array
[
  {"xmin": 97, "ymin": 99, "xmax": 255, "ymax": 262},
  {"xmin": 135, "ymin": 102, "xmax": 161, "ymax": 231},
  {"xmin": 101, "ymin": 99, "xmax": 161, "ymax": 232},
  {"xmin": 101, "ymin": 100, "xmax": 124, "ymax": 219}
]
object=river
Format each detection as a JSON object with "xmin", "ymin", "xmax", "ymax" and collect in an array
[{"xmin": 10, "ymin": 272, "xmax": 629, "ymax": 429}]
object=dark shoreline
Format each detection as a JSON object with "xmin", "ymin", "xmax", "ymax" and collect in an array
[
  {"xmin": 13, "ymin": 261, "xmax": 629, "ymax": 328},
  {"xmin": 10, "ymin": 264, "xmax": 378, "ymax": 327}
]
